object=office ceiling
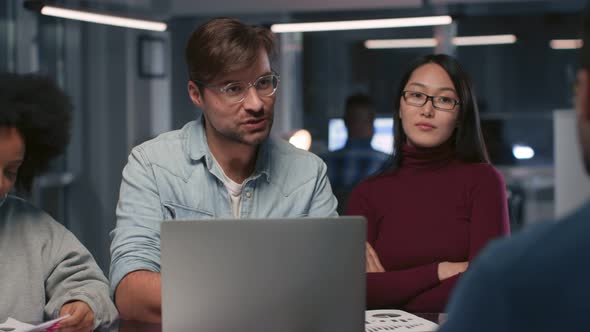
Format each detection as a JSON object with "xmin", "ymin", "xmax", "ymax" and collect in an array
[
  {"xmin": 167, "ymin": 0, "xmax": 583, "ymax": 16},
  {"xmin": 168, "ymin": 0, "xmax": 422, "ymax": 16},
  {"xmin": 432, "ymin": 0, "xmax": 559, "ymax": 3},
  {"xmin": 68, "ymin": 0, "xmax": 587, "ymax": 19}
]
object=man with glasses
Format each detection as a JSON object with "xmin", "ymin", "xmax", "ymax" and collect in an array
[{"xmin": 109, "ymin": 17, "xmax": 337, "ymax": 322}]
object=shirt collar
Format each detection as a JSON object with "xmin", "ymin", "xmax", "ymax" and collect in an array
[
  {"xmin": 186, "ymin": 115, "xmax": 271, "ymax": 183},
  {"xmin": 254, "ymin": 139, "xmax": 271, "ymax": 183},
  {"xmin": 187, "ymin": 116, "xmax": 209, "ymax": 163}
]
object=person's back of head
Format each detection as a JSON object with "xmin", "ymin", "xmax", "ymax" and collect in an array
[
  {"xmin": 0, "ymin": 73, "xmax": 72, "ymax": 193},
  {"xmin": 343, "ymin": 94, "xmax": 375, "ymax": 139},
  {"xmin": 440, "ymin": 13, "xmax": 590, "ymax": 332}
]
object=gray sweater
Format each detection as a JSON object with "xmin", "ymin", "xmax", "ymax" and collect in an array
[{"xmin": 0, "ymin": 195, "xmax": 118, "ymax": 328}]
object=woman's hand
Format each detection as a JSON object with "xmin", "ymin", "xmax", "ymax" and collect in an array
[
  {"xmin": 58, "ymin": 301, "xmax": 95, "ymax": 332},
  {"xmin": 437, "ymin": 261, "xmax": 469, "ymax": 281},
  {"xmin": 366, "ymin": 242, "xmax": 385, "ymax": 273}
]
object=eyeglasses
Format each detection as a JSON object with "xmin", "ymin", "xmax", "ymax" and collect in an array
[
  {"xmin": 402, "ymin": 90, "xmax": 460, "ymax": 111},
  {"xmin": 193, "ymin": 73, "xmax": 280, "ymax": 104}
]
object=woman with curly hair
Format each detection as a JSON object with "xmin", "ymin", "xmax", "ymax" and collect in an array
[{"xmin": 0, "ymin": 73, "xmax": 117, "ymax": 331}]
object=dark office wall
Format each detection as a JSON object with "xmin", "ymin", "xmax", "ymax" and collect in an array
[
  {"xmin": 69, "ymin": 25, "xmax": 171, "ymax": 271},
  {"xmin": 0, "ymin": 1, "xmax": 15, "ymax": 71},
  {"xmin": 169, "ymin": 17, "xmax": 205, "ymax": 130},
  {"xmin": 456, "ymin": 15, "xmax": 580, "ymax": 114},
  {"xmin": 62, "ymin": 22, "xmax": 131, "ymax": 271}
]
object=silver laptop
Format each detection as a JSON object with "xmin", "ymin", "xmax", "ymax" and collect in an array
[{"xmin": 161, "ymin": 217, "xmax": 366, "ymax": 332}]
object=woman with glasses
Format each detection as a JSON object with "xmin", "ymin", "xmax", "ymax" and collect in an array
[
  {"xmin": 346, "ymin": 54, "xmax": 510, "ymax": 312},
  {"xmin": 0, "ymin": 73, "xmax": 117, "ymax": 330}
]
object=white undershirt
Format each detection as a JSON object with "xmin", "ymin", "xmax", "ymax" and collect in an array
[
  {"xmin": 223, "ymin": 176, "xmax": 244, "ymax": 219},
  {"xmin": 212, "ymin": 156, "xmax": 245, "ymax": 218}
]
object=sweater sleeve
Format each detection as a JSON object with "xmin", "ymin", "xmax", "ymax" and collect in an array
[
  {"xmin": 405, "ymin": 273, "xmax": 461, "ymax": 312},
  {"xmin": 365, "ymin": 265, "xmax": 441, "ymax": 309},
  {"xmin": 346, "ymin": 182, "xmax": 440, "ymax": 309},
  {"xmin": 44, "ymin": 226, "xmax": 118, "ymax": 329},
  {"xmin": 407, "ymin": 166, "xmax": 511, "ymax": 311},
  {"xmin": 468, "ymin": 166, "xmax": 511, "ymax": 260},
  {"xmin": 346, "ymin": 182, "xmax": 378, "ymax": 242}
]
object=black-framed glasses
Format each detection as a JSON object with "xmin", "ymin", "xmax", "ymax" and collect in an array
[
  {"xmin": 193, "ymin": 73, "xmax": 280, "ymax": 104},
  {"xmin": 402, "ymin": 90, "xmax": 460, "ymax": 111}
]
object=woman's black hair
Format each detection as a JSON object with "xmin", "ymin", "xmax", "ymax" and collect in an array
[
  {"xmin": 383, "ymin": 54, "xmax": 489, "ymax": 172},
  {"xmin": 0, "ymin": 73, "xmax": 72, "ymax": 193}
]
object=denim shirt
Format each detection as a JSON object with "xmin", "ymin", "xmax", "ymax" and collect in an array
[{"xmin": 109, "ymin": 117, "xmax": 338, "ymax": 294}]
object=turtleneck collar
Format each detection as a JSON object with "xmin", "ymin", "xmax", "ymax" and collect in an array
[{"xmin": 400, "ymin": 140, "xmax": 454, "ymax": 170}]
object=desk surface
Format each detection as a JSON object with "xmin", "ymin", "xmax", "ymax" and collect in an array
[{"xmin": 101, "ymin": 313, "xmax": 446, "ymax": 331}]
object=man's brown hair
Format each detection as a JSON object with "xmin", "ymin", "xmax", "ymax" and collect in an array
[{"xmin": 185, "ymin": 17, "xmax": 276, "ymax": 84}]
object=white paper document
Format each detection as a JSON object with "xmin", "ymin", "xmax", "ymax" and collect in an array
[
  {"xmin": 365, "ymin": 310, "xmax": 439, "ymax": 332},
  {"xmin": 0, "ymin": 315, "xmax": 70, "ymax": 332}
]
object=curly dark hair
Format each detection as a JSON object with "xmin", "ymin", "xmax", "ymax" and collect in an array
[{"xmin": 0, "ymin": 73, "xmax": 72, "ymax": 193}]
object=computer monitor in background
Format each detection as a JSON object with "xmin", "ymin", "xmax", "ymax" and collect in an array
[{"xmin": 328, "ymin": 117, "xmax": 393, "ymax": 154}]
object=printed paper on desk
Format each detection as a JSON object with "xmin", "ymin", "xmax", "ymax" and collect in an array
[
  {"xmin": 365, "ymin": 310, "xmax": 438, "ymax": 332},
  {"xmin": 0, "ymin": 315, "xmax": 70, "ymax": 332}
]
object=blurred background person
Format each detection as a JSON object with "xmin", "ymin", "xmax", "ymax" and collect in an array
[{"xmin": 322, "ymin": 94, "xmax": 389, "ymax": 213}]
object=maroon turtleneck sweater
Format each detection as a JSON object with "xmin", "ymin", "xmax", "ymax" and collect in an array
[{"xmin": 346, "ymin": 143, "xmax": 510, "ymax": 312}]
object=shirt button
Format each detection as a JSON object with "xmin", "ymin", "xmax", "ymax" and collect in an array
[{"xmin": 245, "ymin": 192, "xmax": 252, "ymax": 198}]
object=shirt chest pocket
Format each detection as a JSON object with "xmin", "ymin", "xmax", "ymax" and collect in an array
[{"xmin": 162, "ymin": 202, "xmax": 214, "ymax": 220}]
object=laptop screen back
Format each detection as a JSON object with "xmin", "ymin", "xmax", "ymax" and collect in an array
[{"xmin": 161, "ymin": 217, "xmax": 366, "ymax": 332}]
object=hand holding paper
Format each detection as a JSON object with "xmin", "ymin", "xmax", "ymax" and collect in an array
[
  {"xmin": 58, "ymin": 301, "xmax": 95, "ymax": 332},
  {"xmin": 0, "ymin": 315, "xmax": 69, "ymax": 332}
]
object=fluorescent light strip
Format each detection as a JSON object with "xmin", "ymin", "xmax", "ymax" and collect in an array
[
  {"xmin": 453, "ymin": 34, "xmax": 516, "ymax": 46},
  {"xmin": 550, "ymin": 39, "xmax": 583, "ymax": 50},
  {"xmin": 271, "ymin": 15, "xmax": 452, "ymax": 33},
  {"xmin": 365, "ymin": 38, "xmax": 437, "ymax": 49},
  {"xmin": 41, "ymin": 6, "xmax": 167, "ymax": 32},
  {"xmin": 365, "ymin": 34, "xmax": 517, "ymax": 49}
]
